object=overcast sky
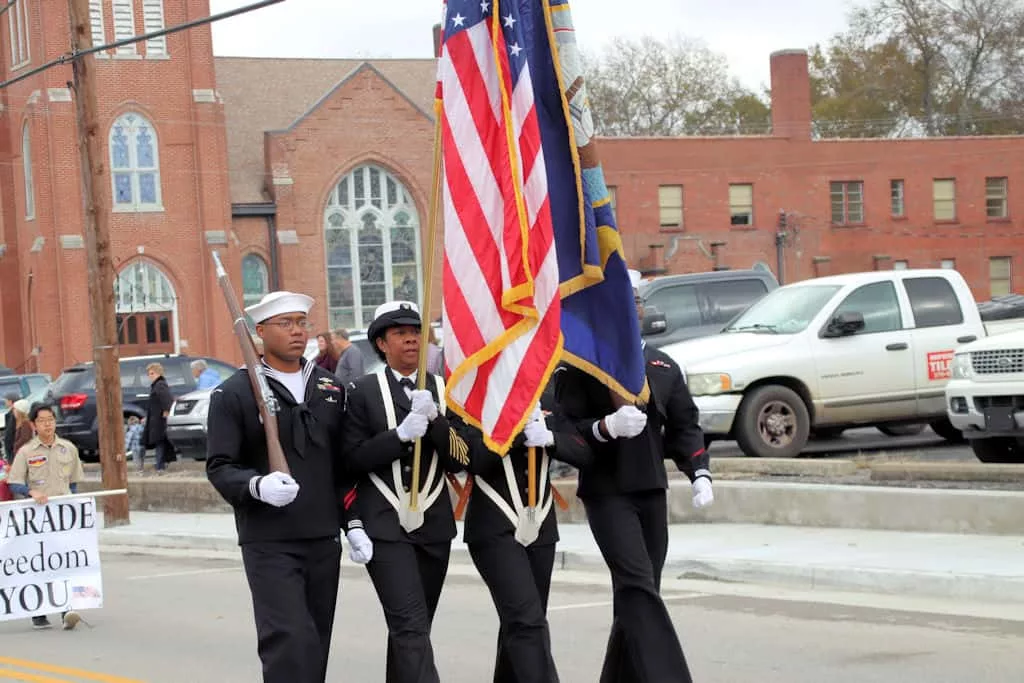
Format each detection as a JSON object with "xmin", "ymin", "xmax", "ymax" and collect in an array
[{"xmin": 210, "ymin": 0, "xmax": 858, "ymax": 92}]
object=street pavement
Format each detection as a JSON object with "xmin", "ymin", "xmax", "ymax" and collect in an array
[{"xmin": 0, "ymin": 553, "xmax": 1021, "ymax": 682}]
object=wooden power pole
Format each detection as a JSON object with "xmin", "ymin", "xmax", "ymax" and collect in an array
[{"xmin": 68, "ymin": 0, "xmax": 129, "ymax": 526}]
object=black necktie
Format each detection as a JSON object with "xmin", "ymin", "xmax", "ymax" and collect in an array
[{"xmin": 399, "ymin": 378, "xmax": 415, "ymax": 391}]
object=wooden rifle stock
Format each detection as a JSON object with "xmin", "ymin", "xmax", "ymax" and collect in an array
[{"xmin": 210, "ymin": 251, "xmax": 290, "ymax": 475}]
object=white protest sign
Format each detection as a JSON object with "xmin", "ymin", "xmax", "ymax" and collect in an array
[{"xmin": 0, "ymin": 496, "xmax": 104, "ymax": 621}]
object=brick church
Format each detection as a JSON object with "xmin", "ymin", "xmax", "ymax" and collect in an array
[{"xmin": 2, "ymin": 0, "xmax": 1022, "ymax": 376}]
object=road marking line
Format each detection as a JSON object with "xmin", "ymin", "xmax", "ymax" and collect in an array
[
  {"xmin": 0, "ymin": 668, "xmax": 69, "ymax": 683},
  {"xmin": 127, "ymin": 567, "xmax": 238, "ymax": 581},
  {"xmin": 0, "ymin": 658, "xmax": 143, "ymax": 683},
  {"xmin": 548, "ymin": 593, "xmax": 708, "ymax": 612}
]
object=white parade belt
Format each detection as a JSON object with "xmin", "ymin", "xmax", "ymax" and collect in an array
[
  {"xmin": 369, "ymin": 368, "xmax": 450, "ymax": 533},
  {"xmin": 474, "ymin": 447, "xmax": 552, "ymax": 547}
]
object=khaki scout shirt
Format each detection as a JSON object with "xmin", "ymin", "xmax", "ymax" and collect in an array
[{"xmin": 9, "ymin": 436, "xmax": 85, "ymax": 497}]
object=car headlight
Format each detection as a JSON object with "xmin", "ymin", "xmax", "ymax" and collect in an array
[
  {"xmin": 194, "ymin": 398, "xmax": 210, "ymax": 420},
  {"xmin": 951, "ymin": 353, "xmax": 973, "ymax": 379},
  {"xmin": 687, "ymin": 373, "xmax": 733, "ymax": 396}
]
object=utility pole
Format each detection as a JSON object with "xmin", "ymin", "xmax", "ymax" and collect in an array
[
  {"xmin": 69, "ymin": 0, "xmax": 129, "ymax": 526},
  {"xmin": 775, "ymin": 210, "xmax": 788, "ymax": 285}
]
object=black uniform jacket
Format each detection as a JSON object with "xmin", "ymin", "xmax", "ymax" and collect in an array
[
  {"xmin": 554, "ymin": 346, "xmax": 709, "ymax": 499},
  {"xmin": 461, "ymin": 412, "xmax": 593, "ymax": 546},
  {"xmin": 340, "ymin": 368, "xmax": 471, "ymax": 544},
  {"xmin": 206, "ymin": 365, "xmax": 359, "ymax": 545}
]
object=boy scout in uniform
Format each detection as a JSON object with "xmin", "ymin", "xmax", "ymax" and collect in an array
[{"xmin": 8, "ymin": 402, "xmax": 85, "ymax": 631}]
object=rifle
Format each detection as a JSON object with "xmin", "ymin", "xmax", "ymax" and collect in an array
[{"xmin": 210, "ymin": 250, "xmax": 290, "ymax": 475}]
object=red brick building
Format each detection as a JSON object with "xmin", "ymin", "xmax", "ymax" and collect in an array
[{"xmin": 1, "ymin": 2, "xmax": 1021, "ymax": 377}]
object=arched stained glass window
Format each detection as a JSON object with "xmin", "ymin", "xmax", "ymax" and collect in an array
[
  {"xmin": 242, "ymin": 254, "xmax": 270, "ymax": 307},
  {"xmin": 324, "ymin": 165, "xmax": 422, "ymax": 330},
  {"xmin": 109, "ymin": 112, "xmax": 162, "ymax": 211}
]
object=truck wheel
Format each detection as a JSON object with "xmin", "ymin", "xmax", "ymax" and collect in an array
[
  {"xmin": 970, "ymin": 437, "xmax": 1024, "ymax": 464},
  {"xmin": 734, "ymin": 385, "xmax": 810, "ymax": 458},
  {"xmin": 878, "ymin": 424, "xmax": 926, "ymax": 437},
  {"xmin": 929, "ymin": 417, "xmax": 965, "ymax": 443}
]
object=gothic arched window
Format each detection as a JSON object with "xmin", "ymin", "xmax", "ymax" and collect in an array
[
  {"xmin": 324, "ymin": 165, "xmax": 422, "ymax": 330},
  {"xmin": 110, "ymin": 112, "xmax": 162, "ymax": 211}
]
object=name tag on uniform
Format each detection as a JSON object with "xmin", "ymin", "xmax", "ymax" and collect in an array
[{"xmin": 27, "ymin": 455, "xmax": 47, "ymax": 467}]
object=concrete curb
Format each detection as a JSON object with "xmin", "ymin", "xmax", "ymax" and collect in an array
[
  {"xmin": 83, "ymin": 477, "xmax": 1024, "ymax": 535},
  {"xmin": 871, "ymin": 461, "xmax": 1024, "ymax": 482}
]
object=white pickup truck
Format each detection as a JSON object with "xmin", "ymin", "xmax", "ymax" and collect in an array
[
  {"xmin": 659, "ymin": 269, "xmax": 1024, "ymax": 458},
  {"xmin": 945, "ymin": 328, "xmax": 1024, "ymax": 463}
]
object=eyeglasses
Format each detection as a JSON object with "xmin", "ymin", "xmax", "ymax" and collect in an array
[
  {"xmin": 34, "ymin": 417, "xmax": 56, "ymax": 425},
  {"xmin": 261, "ymin": 319, "xmax": 314, "ymax": 332},
  {"xmin": 634, "ymin": 297, "xmax": 646, "ymax": 306}
]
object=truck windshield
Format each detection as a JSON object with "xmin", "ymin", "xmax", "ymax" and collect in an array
[{"xmin": 724, "ymin": 285, "xmax": 842, "ymax": 334}]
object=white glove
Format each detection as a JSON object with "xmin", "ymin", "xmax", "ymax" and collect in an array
[
  {"xmin": 346, "ymin": 528, "xmax": 374, "ymax": 565},
  {"xmin": 250, "ymin": 471, "xmax": 300, "ymax": 508},
  {"xmin": 604, "ymin": 405, "xmax": 647, "ymax": 439},
  {"xmin": 523, "ymin": 414, "xmax": 554, "ymax": 448},
  {"xmin": 692, "ymin": 477, "xmax": 714, "ymax": 509},
  {"xmin": 410, "ymin": 389, "xmax": 438, "ymax": 421},
  {"xmin": 396, "ymin": 411, "xmax": 429, "ymax": 442}
]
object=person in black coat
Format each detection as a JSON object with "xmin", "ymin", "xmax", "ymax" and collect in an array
[
  {"xmin": 206, "ymin": 291, "xmax": 372, "ymax": 683},
  {"xmin": 461, "ymin": 377, "xmax": 594, "ymax": 683},
  {"xmin": 3, "ymin": 392, "xmax": 19, "ymax": 463},
  {"xmin": 340, "ymin": 300, "xmax": 472, "ymax": 683},
  {"xmin": 143, "ymin": 363, "xmax": 176, "ymax": 471},
  {"xmin": 553, "ymin": 270, "xmax": 714, "ymax": 683}
]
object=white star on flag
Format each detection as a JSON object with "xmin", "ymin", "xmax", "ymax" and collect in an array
[
  {"xmin": 452, "ymin": 13, "xmax": 465, "ymax": 27},
  {"xmin": 509, "ymin": 42, "xmax": 522, "ymax": 57},
  {"xmin": 503, "ymin": 13, "xmax": 516, "ymax": 28},
  {"xmin": 480, "ymin": 0, "xmax": 490, "ymax": 13}
]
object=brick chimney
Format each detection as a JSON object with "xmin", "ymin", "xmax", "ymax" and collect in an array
[
  {"xmin": 433, "ymin": 23, "xmax": 443, "ymax": 58},
  {"xmin": 770, "ymin": 49, "xmax": 812, "ymax": 140}
]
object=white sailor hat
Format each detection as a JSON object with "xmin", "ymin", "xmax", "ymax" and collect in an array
[
  {"xmin": 244, "ymin": 291, "xmax": 314, "ymax": 324},
  {"xmin": 368, "ymin": 301, "xmax": 421, "ymax": 341},
  {"xmin": 627, "ymin": 269, "xmax": 643, "ymax": 290}
]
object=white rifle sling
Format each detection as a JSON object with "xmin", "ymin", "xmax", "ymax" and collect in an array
[{"xmin": 368, "ymin": 369, "xmax": 447, "ymax": 530}]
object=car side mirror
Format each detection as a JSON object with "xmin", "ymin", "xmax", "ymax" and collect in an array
[
  {"xmin": 824, "ymin": 311, "xmax": 865, "ymax": 338},
  {"xmin": 641, "ymin": 307, "xmax": 668, "ymax": 336}
]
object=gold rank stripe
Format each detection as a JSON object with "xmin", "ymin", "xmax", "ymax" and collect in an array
[
  {"xmin": 448, "ymin": 428, "xmax": 470, "ymax": 467},
  {"xmin": 0, "ymin": 657, "xmax": 144, "ymax": 683}
]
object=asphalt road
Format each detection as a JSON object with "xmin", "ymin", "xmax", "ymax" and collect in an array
[
  {"xmin": 710, "ymin": 426, "xmax": 977, "ymax": 461},
  {"xmin": 1, "ymin": 553, "xmax": 1021, "ymax": 682}
]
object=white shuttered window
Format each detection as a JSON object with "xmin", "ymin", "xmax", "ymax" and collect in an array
[
  {"xmin": 89, "ymin": 0, "xmax": 105, "ymax": 48},
  {"xmin": 112, "ymin": 0, "xmax": 136, "ymax": 55},
  {"xmin": 142, "ymin": 0, "xmax": 167, "ymax": 56}
]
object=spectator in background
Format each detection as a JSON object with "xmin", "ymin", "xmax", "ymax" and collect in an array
[
  {"xmin": 143, "ymin": 363, "xmax": 176, "ymax": 473},
  {"xmin": 3, "ymin": 392, "xmax": 18, "ymax": 463},
  {"xmin": 125, "ymin": 415, "xmax": 145, "ymax": 472},
  {"xmin": 426, "ymin": 325, "xmax": 443, "ymax": 376},
  {"xmin": 332, "ymin": 328, "xmax": 366, "ymax": 385},
  {"xmin": 8, "ymin": 403, "xmax": 85, "ymax": 630},
  {"xmin": 11, "ymin": 399, "xmax": 34, "ymax": 459},
  {"xmin": 313, "ymin": 331, "xmax": 339, "ymax": 374},
  {"xmin": 191, "ymin": 359, "xmax": 222, "ymax": 390}
]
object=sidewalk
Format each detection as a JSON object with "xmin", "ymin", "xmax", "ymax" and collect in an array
[{"xmin": 97, "ymin": 511, "xmax": 1024, "ymax": 604}]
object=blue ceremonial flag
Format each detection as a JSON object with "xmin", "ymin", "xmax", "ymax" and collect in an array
[{"xmin": 517, "ymin": 0, "xmax": 649, "ymax": 402}]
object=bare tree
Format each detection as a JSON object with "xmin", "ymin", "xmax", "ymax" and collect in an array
[{"xmin": 583, "ymin": 35, "xmax": 770, "ymax": 137}]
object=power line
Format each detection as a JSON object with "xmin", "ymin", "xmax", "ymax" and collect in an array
[
  {"xmin": 0, "ymin": 0, "xmax": 286, "ymax": 91},
  {"xmin": 0, "ymin": 0, "xmax": 15, "ymax": 19}
]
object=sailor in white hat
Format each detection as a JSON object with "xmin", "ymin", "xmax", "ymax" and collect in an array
[
  {"xmin": 206, "ymin": 290, "xmax": 372, "ymax": 683},
  {"xmin": 340, "ymin": 299, "xmax": 474, "ymax": 682}
]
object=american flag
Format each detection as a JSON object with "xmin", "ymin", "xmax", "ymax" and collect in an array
[{"xmin": 436, "ymin": 0, "xmax": 562, "ymax": 455}]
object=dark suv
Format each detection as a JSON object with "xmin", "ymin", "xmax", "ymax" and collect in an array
[
  {"xmin": 639, "ymin": 269, "xmax": 779, "ymax": 348},
  {"xmin": 46, "ymin": 354, "xmax": 237, "ymax": 460}
]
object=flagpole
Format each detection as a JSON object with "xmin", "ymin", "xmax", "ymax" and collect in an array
[{"xmin": 409, "ymin": 114, "xmax": 445, "ymax": 514}]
